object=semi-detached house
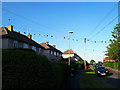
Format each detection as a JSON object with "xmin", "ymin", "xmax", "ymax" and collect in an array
[
  {"xmin": 0, "ymin": 25, "xmax": 63, "ymax": 61},
  {"xmin": 0, "ymin": 25, "xmax": 44, "ymax": 55},
  {"xmin": 40, "ymin": 42, "xmax": 62, "ymax": 61}
]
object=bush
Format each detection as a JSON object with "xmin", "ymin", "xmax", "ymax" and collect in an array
[
  {"xmin": 2, "ymin": 49, "xmax": 70, "ymax": 88},
  {"xmin": 70, "ymin": 60, "xmax": 84, "ymax": 71},
  {"xmin": 103, "ymin": 62, "xmax": 120, "ymax": 70}
]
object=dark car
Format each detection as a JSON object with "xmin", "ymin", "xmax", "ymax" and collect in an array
[{"xmin": 95, "ymin": 66, "xmax": 109, "ymax": 76}]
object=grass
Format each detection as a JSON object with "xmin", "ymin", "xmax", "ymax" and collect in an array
[{"xmin": 80, "ymin": 65, "xmax": 112, "ymax": 88}]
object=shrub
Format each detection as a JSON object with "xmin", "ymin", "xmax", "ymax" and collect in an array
[
  {"xmin": 70, "ymin": 60, "xmax": 84, "ymax": 71},
  {"xmin": 103, "ymin": 62, "xmax": 120, "ymax": 70},
  {"xmin": 2, "ymin": 49, "xmax": 70, "ymax": 88}
]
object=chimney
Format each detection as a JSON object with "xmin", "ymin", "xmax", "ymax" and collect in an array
[
  {"xmin": 46, "ymin": 41, "xmax": 49, "ymax": 45},
  {"xmin": 28, "ymin": 33, "xmax": 32, "ymax": 39},
  {"xmin": 8, "ymin": 25, "xmax": 13, "ymax": 32},
  {"xmin": 53, "ymin": 45, "xmax": 55, "ymax": 48}
]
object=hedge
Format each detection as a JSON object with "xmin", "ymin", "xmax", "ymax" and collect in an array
[
  {"xmin": 2, "ymin": 49, "xmax": 70, "ymax": 88},
  {"xmin": 103, "ymin": 62, "xmax": 120, "ymax": 70}
]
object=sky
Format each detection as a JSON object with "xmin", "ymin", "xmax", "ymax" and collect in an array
[{"xmin": 1, "ymin": 1, "xmax": 119, "ymax": 63}]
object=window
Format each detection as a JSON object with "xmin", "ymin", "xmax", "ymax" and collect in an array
[
  {"xmin": 57, "ymin": 52, "xmax": 59, "ymax": 56},
  {"xmin": 23, "ymin": 43, "xmax": 29, "ymax": 48},
  {"xmin": 51, "ymin": 50, "xmax": 53, "ymax": 55},
  {"xmin": 13, "ymin": 40, "xmax": 18, "ymax": 48},
  {"xmin": 54, "ymin": 51, "xmax": 57, "ymax": 56},
  {"xmin": 39, "ymin": 48, "xmax": 41, "ymax": 52},
  {"xmin": 32, "ymin": 46, "xmax": 36, "ymax": 51}
]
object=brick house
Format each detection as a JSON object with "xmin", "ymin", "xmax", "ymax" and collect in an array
[
  {"xmin": 62, "ymin": 49, "xmax": 83, "ymax": 61},
  {"xmin": 0, "ymin": 25, "xmax": 44, "ymax": 55},
  {"xmin": 40, "ymin": 41, "xmax": 62, "ymax": 61}
]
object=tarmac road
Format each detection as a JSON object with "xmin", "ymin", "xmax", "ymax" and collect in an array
[{"xmin": 98, "ymin": 68, "xmax": 120, "ymax": 88}]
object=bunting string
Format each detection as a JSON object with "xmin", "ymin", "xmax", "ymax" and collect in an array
[{"xmin": 1, "ymin": 29, "xmax": 110, "ymax": 44}]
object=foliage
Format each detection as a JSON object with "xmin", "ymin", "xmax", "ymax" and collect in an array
[
  {"xmin": 70, "ymin": 60, "xmax": 84, "ymax": 71},
  {"xmin": 103, "ymin": 62, "xmax": 120, "ymax": 70},
  {"xmin": 97, "ymin": 61, "xmax": 103, "ymax": 65},
  {"xmin": 105, "ymin": 23, "xmax": 120, "ymax": 61},
  {"xmin": 90, "ymin": 59, "xmax": 95, "ymax": 65},
  {"xmin": 2, "ymin": 49, "xmax": 70, "ymax": 88}
]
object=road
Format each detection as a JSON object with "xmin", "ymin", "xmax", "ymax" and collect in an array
[{"xmin": 98, "ymin": 69, "xmax": 120, "ymax": 88}]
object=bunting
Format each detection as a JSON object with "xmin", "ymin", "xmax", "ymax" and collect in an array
[{"xmin": 15, "ymin": 31, "xmax": 110, "ymax": 44}]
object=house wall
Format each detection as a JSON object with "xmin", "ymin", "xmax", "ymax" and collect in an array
[
  {"xmin": 18, "ymin": 41, "xmax": 23, "ymax": 48},
  {"xmin": 62, "ymin": 54, "xmax": 74, "ymax": 59},
  {"xmin": 1, "ymin": 38, "xmax": 9, "ymax": 49},
  {"xmin": 8, "ymin": 38, "xmax": 14, "ymax": 48},
  {"xmin": 43, "ymin": 50, "xmax": 51, "ymax": 61},
  {"xmin": 42, "ymin": 50, "xmax": 62, "ymax": 61}
]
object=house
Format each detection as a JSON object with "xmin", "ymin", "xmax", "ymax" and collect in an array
[
  {"xmin": 103, "ymin": 57, "xmax": 116, "ymax": 62},
  {"xmin": 62, "ymin": 49, "xmax": 84, "ymax": 61},
  {"xmin": 0, "ymin": 25, "xmax": 44, "ymax": 55},
  {"xmin": 40, "ymin": 41, "xmax": 62, "ymax": 61}
]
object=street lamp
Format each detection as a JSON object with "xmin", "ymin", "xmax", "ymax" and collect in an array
[{"xmin": 68, "ymin": 31, "xmax": 73, "ymax": 65}]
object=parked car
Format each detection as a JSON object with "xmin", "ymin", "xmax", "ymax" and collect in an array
[
  {"xmin": 95, "ymin": 66, "xmax": 109, "ymax": 76},
  {"xmin": 93, "ymin": 64, "xmax": 98, "ymax": 71}
]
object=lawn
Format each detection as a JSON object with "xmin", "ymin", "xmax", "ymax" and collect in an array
[{"xmin": 80, "ymin": 65, "xmax": 112, "ymax": 88}]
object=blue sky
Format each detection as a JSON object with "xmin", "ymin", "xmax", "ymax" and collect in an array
[{"xmin": 2, "ymin": 2, "xmax": 119, "ymax": 62}]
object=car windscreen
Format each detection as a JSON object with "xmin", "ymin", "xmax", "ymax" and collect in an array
[{"xmin": 97, "ymin": 67, "xmax": 106, "ymax": 70}]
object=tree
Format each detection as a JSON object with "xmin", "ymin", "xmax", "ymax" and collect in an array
[
  {"xmin": 90, "ymin": 59, "xmax": 95, "ymax": 65},
  {"xmin": 105, "ymin": 23, "xmax": 120, "ymax": 61},
  {"xmin": 98, "ymin": 61, "xmax": 103, "ymax": 65}
]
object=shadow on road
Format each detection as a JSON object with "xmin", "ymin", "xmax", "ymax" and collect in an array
[{"xmin": 107, "ymin": 72, "xmax": 113, "ymax": 76}]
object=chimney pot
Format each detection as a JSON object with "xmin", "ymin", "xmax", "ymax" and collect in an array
[
  {"xmin": 8, "ymin": 25, "xmax": 13, "ymax": 32},
  {"xmin": 53, "ymin": 45, "xmax": 55, "ymax": 48},
  {"xmin": 46, "ymin": 41, "xmax": 49, "ymax": 45},
  {"xmin": 28, "ymin": 33, "xmax": 32, "ymax": 39}
]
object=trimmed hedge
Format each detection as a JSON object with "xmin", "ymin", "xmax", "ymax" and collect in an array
[
  {"xmin": 70, "ymin": 60, "xmax": 84, "ymax": 71},
  {"xmin": 103, "ymin": 62, "xmax": 120, "ymax": 70},
  {"xmin": 2, "ymin": 49, "xmax": 70, "ymax": 88}
]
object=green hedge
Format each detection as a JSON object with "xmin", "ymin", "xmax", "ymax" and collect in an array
[
  {"xmin": 70, "ymin": 60, "xmax": 84, "ymax": 71},
  {"xmin": 2, "ymin": 49, "xmax": 70, "ymax": 88},
  {"xmin": 103, "ymin": 62, "xmax": 120, "ymax": 70}
]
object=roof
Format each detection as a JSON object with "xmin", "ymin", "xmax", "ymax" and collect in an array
[
  {"xmin": 63, "ymin": 49, "xmax": 84, "ymax": 61},
  {"xmin": 0, "ymin": 26, "xmax": 44, "ymax": 49},
  {"xmin": 40, "ymin": 42, "xmax": 62, "ymax": 53},
  {"xmin": 63, "ymin": 49, "xmax": 75, "ymax": 54}
]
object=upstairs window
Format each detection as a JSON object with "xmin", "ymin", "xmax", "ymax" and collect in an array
[
  {"xmin": 54, "ymin": 51, "xmax": 57, "ymax": 56},
  {"xmin": 57, "ymin": 52, "xmax": 59, "ymax": 56},
  {"xmin": 39, "ymin": 48, "xmax": 41, "ymax": 53},
  {"xmin": 13, "ymin": 40, "xmax": 18, "ymax": 48},
  {"xmin": 51, "ymin": 50, "xmax": 53, "ymax": 55},
  {"xmin": 23, "ymin": 43, "xmax": 29, "ymax": 48},
  {"xmin": 32, "ymin": 46, "xmax": 36, "ymax": 51}
]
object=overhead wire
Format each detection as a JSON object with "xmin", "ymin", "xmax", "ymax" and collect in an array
[
  {"xmin": 88, "ymin": 15, "xmax": 119, "ymax": 40},
  {"xmin": 86, "ymin": 3, "xmax": 117, "ymax": 39}
]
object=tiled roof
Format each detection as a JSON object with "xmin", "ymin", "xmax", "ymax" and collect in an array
[
  {"xmin": 40, "ymin": 43, "xmax": 50, "ymax": 49},
  {"xmin": 63, "ymin": 49, "xmax": 75, "ymax": 54},
  {"xmin": 40, "ymin": 42, "xmax": 62, "ymax": 53},
  {"xmin": 0, "ymin": 27, "xmax": 44, "ymax": 49}
]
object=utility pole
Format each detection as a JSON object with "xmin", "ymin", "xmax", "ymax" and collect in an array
[
  {"xmin": 68, "ymin": 31, "xmax": 73, "ymax": 65},
  {"xmin": 84, "ymin": 38, "xmax": 87, "ymax": 70},
  {"xmin": 118, "ymin": 1, "xmax": 120, "ymax": 62}
]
